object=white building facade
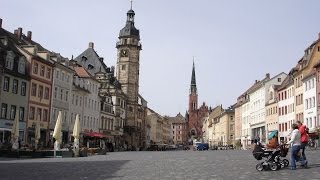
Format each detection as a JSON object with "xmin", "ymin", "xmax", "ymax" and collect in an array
[{"xmin": 303, "ymin": 73, "xmax": 317, "ymax": 133}]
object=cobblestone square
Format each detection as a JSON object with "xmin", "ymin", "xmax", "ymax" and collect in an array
[{"xmin": 0, "ymin": 150, "xmax": 319, "ymax": 180}]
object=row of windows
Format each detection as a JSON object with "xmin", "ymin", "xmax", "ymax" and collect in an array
[
  {"xmin": 266, "ymin": 106, "xmax": 278, "ymax": 116},
  {"xmin": 305, "ymin": 78, "xmax": 315, "ymax": 91},
  {"xmin": 71, "ymin": 94, "xmax": 100, "ymax": 111},
  {"xmin": 279, "ymin": 120, "xmax": 295, "ymax": 132},
  {"xmin": 54, "ymin": 87, "xmax": 69, "ymax": 102},
  {"xmin": 31, "ymin": 83, "xmax": 50, "ymax": 99},
  {"xmin": 3, "ymin": 76, "xmax": 27, "ymax": 96},
  {"xmin": 5, "ymin": 51, "xmax": 26, "ymax": 74},
  {"xmin": 29, "ymin": 106, "xmax": 48, "ymax": 122},
  {"xmin": 278, "ymin": 104, "xmax": 294, "ymax": 116},
  {"xmin": 296, "ymin": 113, "xmax": 304, "ymax": 121},
  {"xmin": 33, "ymin": 62, "xmax": 51, "ymax": 79},
  {"xmin": 278, "ymin": 87, "xmax": 294, "ymax": 101},
  {"xmin": 68, "ymin": 113, "xmax": 99, "ymax": 130},
  {"xmin": 305, "ymin": 97, "xmax": 316, "ymax": 109},
  {"xmin": 55, "ymin": 70, "xmax": 70, "ymax": 83},
  {"xmin": 305, "ymin": 116, "xmax": 319, "ymax": 129},
  {"xmin": 1, "ymin": 103, "xmax": 25, "ymax": 121}
]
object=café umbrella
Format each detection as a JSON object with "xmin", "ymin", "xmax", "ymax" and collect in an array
[
  {"xmin": 53, "ymin": 111, "xmax": 62, "ymax": 153},
  {"xmin": 72, "ymin": 114, "xmax": 80, "ymax": 157},
  {"xmin": 11, "ymin": 110, "xmax": 20, "ymax": 150}
]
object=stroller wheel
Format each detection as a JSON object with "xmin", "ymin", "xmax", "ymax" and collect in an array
[
  {"xmin": 282, "ymin": 159, "xmax": 289, "ymax": 167},
  {"xmin": 269, "ymin": 162, "xmax": 279, "ymax": 171},
  {"xmin": 256, "ymin": 163, "xmax": 264, "ymax": 171}
]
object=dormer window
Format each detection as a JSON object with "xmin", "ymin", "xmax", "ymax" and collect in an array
[
  {"xmin": 88, "ymin": 64, "xmax": 94, "ymax": 70},
  {"xmin": 81, "ymin": 56, "xmax": 87, "ymax": 61},
  {"xmin": 5, "ymin": 51, "xmax": 14, "ymax": 70},
  {"xmin": 18, "ymin": 57, "xmax": 26, "ymax": 74}
]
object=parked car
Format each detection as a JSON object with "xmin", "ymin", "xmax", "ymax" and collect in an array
[
  {"xmin": 195, "ymin": 143, "xmax": 209, "ymax": 151},
  {"xmin": 165, "ymin": 145, "xmax": 177, "ymax": 151}
]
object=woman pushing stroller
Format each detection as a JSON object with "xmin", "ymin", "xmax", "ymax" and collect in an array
[{"xmin": 286, "ymin": 123, "xmax": 308, "ymax": 170}]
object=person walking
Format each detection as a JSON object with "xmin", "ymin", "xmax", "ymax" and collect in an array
[
  {"xmin": 286, "ymin": 123, "xmax": 306, "ymax": 170},
  {"xmin": 297, "ymin": 120, "xmax": 308, "ymax": 167}
]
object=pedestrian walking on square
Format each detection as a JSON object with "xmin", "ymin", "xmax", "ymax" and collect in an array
[
  {"xmin": 297, "ymin": 120, "xmax": 308, "ymax": 167},
  {"xmin": 286, "ymin": 123, "xmax": 306, "ymax": 170}
]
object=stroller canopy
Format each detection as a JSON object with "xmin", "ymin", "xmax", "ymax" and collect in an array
[{"xmin": 268, "ymin": 130, "xmax": 278, "ymax": 140}]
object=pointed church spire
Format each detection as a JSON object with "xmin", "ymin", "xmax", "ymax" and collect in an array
[{"xmin": 190, "ymin": 59, "xmax": 197, "ymax": 94}]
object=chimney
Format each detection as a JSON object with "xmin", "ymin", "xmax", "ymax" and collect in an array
[
  {"xmin": 14, "ymin": 29, "xmax": 18, "ymax": 35},
  {"xmin": 17, "ymin": 27, "xmax": 22, "ymax": 39},
  {"xmin": 89, "ymin": 42, "xmax": 94, "ymax": 49},
  {"xmin": 27, "ymin": 31, "xmax": 32, "ymax": 40},
  {"xmin": 266, "ymin": 73, "xmax": 270, "ymax": 78},
  {"xmin": 99, "ymin": 57, "xmax": 104, "ymax": 62},
  {"xmin": 0, "ymin": 18, "xmax": 2, "ymax": 28}
]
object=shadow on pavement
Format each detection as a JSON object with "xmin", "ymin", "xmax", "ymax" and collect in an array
[{"xmin": 0, "ymin": 160, "xmax": 130, "ymax": 180}]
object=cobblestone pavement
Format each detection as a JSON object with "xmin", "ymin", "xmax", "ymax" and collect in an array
[{"xmin": 0, "ymin": 149, "xmax": 319, "ymax": 180}]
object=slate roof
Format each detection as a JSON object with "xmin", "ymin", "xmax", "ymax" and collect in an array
[{"xmin": 74, "ymin": 46, "xmax": 108, "ymax": 76}]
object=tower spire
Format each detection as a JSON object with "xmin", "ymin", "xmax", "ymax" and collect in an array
[
  {"xmin": 130, "ymin": 0, "xmax": 133, "ymax": 10},
  {"xmin": 190, "ymin": 58, "xmax": 197, "ymax": 94}
]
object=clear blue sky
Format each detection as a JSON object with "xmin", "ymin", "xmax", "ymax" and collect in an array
[{"xmin": 1, "ymin": 0, "xmax": 320, "ymax": 116}]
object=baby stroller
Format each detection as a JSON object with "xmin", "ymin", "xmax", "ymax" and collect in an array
[{"xmin": 252, "ymin": 131, "xmax": 289, "ymax": 171}]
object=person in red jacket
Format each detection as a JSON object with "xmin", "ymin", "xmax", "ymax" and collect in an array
[{"xmin": 297, "ymin": 121, "xmax": 308, "ymax": 167}]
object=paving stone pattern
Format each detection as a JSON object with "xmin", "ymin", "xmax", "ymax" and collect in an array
[{"xmin": 0, "ymin": 150, "xmax": 319, "ymax": 180}]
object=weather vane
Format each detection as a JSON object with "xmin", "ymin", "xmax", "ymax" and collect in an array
[{"xmin": 130, "ymin": 0, "xmax": 133, "ymax": 9}]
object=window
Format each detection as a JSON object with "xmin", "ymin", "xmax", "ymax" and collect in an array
[
  {"xmin": 12, "ymin": 79, "xmax": 18, "ymax": 94},
  {"xmin": 80, "ymin": 97, "xmax": 82, "ymax": 107},
  {"xmin": 61, "ymin": 72, "xmax": 65, "ymax": 81},
  {"xmin": 46, "ymin": 68, "xmax": 51, "ymax": 79},
  {"xmin": 1, "ymin": 103, "xmax": 7, "ymax": 118},
  {"xmin": 122, "ymin": 65, "xmax": 126, "ymax": 70},
  {"xmin": 37, "ymin": 108, "xmax": 42, "ymax": 121},
  {"xmin": 29, "ymin": 106, "xmax": 35, "ymax": 120},
  {"xmin": 5, "ymin": 51, "xmax": 14, "ymax": 70},
  {"xmin": 10, "ymin": 105, "xmax": 16, "ymax": 119},
  {"xmin": 40, "ymin": 65, "xmax": 45, "ymax": 76},
  {"xmin": 31, "ymin": 83, "xmax": 37, "ymax": 96},
  {"xmin": 54, "ymin": 87, "xmax": 58, "ymax": 99},
  {"xmin": 56, "ymin": 70, "xmax": 59, "ymax": 79},
  {"xmin": 67, "ymin": 75, "xmax": 70, "ymax": 83},
  {"xmin": 44, "ymin": 87, "xmax": 49, "ymax": 99},
  {"xmin": 21, "ymin": 82, "xmax": 26, "ymax": 96},
  {"xmin": 33, "ymin": 62, "xmax": 38, "ymax": 74},
  {"xmin": 277, "ymin": 78, "xmax": 281, "ymax": 82},
  {"xmin": 18, "ymin": 58, "xmax": 26, "ymax": 74},
  {"xmin": 60, "ymin": 89, "xmax": 63, "ymax": 100},
  {"xmin": 43, "ymin": 109, "xmax": 48, "ymax": 122},
  {"xmin": 19, "ymin": 107, "xmax": 24, "ymax": 121},
  {"xmin": 65, "ymin": 91, "xmax": 69, "ymax": 101},
  {"xmin": 38, "ymin": 85, "xmax": 43, "ymax": 98},
  {"xmin": 76, "ymin": 95, "xmax": 78, "ymax": 106},
  {"xmin": 3, "ymin": 76, "xmax": 9, "ymax": 91}
]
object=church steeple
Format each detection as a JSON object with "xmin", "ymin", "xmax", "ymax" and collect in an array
[
  {"xmin": 190, "ymin": 60, "xmax": 197, "ymax": 94},
  {"xmin": 119, "ymin": 1, "xmax": 140, "ymax": 40}
]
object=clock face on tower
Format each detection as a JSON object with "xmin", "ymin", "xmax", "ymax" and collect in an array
[{"xmin": 120, "ymin": 49, "xmax": 129, "ymax": 57}]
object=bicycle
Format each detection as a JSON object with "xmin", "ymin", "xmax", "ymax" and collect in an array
[{"xmin": 307, "ymin": 138, "xmax": 317, "ymax": 150}]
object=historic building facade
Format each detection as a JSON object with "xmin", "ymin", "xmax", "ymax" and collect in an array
[
  {"xmin": 50, "ymin": 54, "xmax": 73, "ymax": 143},
  {"xmin": 302, "ymin": 71, "xmax": 317, "ymax": 133},
  {"xmin": 168, "ymin": 113, "xmax": 188, "ymax": 145},
  {"xmin": 0, "ymin": 27, "xmax": 29, "ymax": 143}
]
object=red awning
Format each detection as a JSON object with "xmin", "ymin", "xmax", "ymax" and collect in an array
[{"xmin": 83, "ymin": 132, "xmax": 106, "ymax": 138}]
